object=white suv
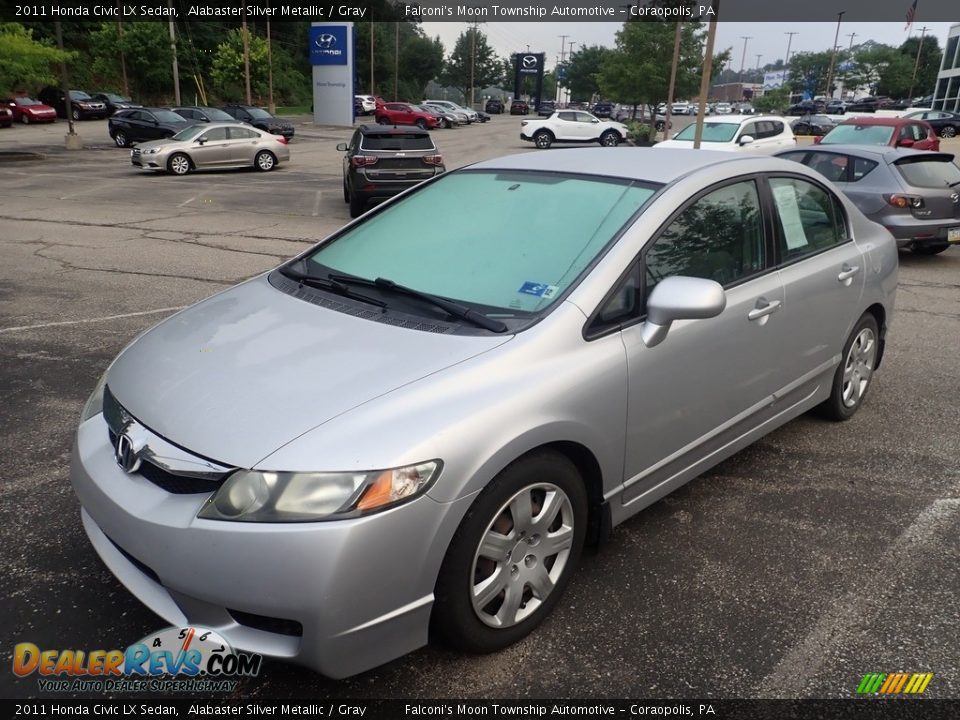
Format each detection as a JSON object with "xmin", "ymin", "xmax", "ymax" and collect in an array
[
  {"xmin": 520, "ymin": 110, "xmax": 630, "ymax": 149},
  {"xmin": 655, "ymin": 115, "xmax": 796, "ymax": 153}
]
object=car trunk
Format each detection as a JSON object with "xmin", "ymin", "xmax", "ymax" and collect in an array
[{"xmin": 894, "ymin": 155, "xmax": 960, "ymax": 221}]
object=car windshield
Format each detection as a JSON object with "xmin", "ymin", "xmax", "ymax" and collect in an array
[
  {"xmin": 15, "ymin": 97, "xmax": 41, "ymax": 106},
  {"xmin": 172, "ymin": 125, "xmax": 206, "ymax": 141},
  {"xmin": 673, "ymin": 122, "xmax": 740, "ymax": 142},
  {"xmin": 69, "ymin": 91, "xmax": 92, "ymax": 100},
  {"xmin": 101, "ymin": 93, "xmax": 129, "ymax": 102},
  {"xmin": 304, "ymin": 171, "xmax": 658, "ymax": 315},
  {"xmin": 245, "ymin": 108, "xmax": 273, "ymax": 119},
  {"xmin": 820, "ymin": 124, "xmax": 895, "ymax": 145},
  {"xmin": 895, "ymin": 157, "xmax": 960, "ymax": 188},
  {"xmin": 154, "ymin": 110, "xmax": 188, "ymax": 123}
]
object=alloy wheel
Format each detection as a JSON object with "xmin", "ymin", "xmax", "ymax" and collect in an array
[{"xmin": 841, "ymin": 327, "xmax": 876, "ymax": 408}]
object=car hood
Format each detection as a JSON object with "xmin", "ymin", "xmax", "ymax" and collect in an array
[
  {"xmin": 105, "ymin": 275, "xmax": 511, "ymax": 468},
  {"xmin": 131, "ymin": 133, "xmax": 188, "ymax": 150}
]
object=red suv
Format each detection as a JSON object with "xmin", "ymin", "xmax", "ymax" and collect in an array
[
  {"xmin": 817, "ymin": 116, "xmax": 940, "ymax": 151},
  {"xmin": 374, "ymin": 103, "xmax": 439, "ymax": 130}
]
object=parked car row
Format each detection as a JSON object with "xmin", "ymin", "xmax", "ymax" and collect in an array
[{"xmin": 107, "ymin": 105, "xmax": 294, "ymax": 147}]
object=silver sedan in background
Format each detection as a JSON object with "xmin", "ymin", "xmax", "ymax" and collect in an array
[
  {"xmin": 71, "ymin": 149, "xmax": 896, "ymax": 678},
  {"xmin": 130, "ymin": 121, "xmax": 290, "ymax": 175}
]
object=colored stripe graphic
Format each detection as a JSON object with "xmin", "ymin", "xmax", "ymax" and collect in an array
[{"xmin": 857, "ymin": 672, "xmax": 933, "ymax": 694}]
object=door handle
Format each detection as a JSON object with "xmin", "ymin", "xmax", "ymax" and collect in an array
[
  {"xmin": 838, "ymin": 264, "xmax": 860, "ymax": 283},
  {"xmin": 748, "ymin": 298, "xmax": 782, "ymax": 321}
]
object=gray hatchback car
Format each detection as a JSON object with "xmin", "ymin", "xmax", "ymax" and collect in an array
[
  {"xmin": 777, "ymin": 145, "xmax": 960, "ymax": 255},
  {"xmin": 71, "ymin": 149, "xmax": 897, "ymax": 678}
]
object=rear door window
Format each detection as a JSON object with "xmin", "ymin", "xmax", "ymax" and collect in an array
[{"xmin": 769, "ymin": 178, "xmax": 848, "ymax": 262}]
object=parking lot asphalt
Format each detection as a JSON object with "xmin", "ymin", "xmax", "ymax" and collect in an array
[{"xmin": 1, "ymin": 115, "xmax": 958, "ymax": 700}]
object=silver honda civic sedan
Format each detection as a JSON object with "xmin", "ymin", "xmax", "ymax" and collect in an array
[{"xmin": 71, "ymin": 148, "xmax": 897, "ymax": 678}]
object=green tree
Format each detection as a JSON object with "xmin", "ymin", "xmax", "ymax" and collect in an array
[
  {"xmin": 753, "ymin": 87, "xmax": 790, "ymax": 113},
  {"xmin": 899, "ymin": 35, "xmax": 941, "ymax": 97},
  {"xmin": 87, "ymin": 22, "xmax": 174, "ymax": 100},
  {"xmin": 0, "ymin": 22, "xmax": 72, "ymax": 92},
  {"xmin": 786, "ymin": 50, "xmax": 834, "ymax": 97},
  {"xmin": 565, "ymin": 45, "xmax": 613, "ymax": 101},
  {"xmin": 439, "ymin": 27, "xmax": 502, "ymax": 107}
]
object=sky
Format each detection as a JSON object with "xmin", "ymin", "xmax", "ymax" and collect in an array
[{"xmin": 420, "ymin": 21, "xmax": 957, "ymax": 73}]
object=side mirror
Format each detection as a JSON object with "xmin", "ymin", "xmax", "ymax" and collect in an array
[
  {"xmin": 738, "ymin": 134, "xmax": 755, "ymax": 145},
  {"xmin": 897, "ymin": 138, "xmax": 915, "ymax": 147},
  {"xmin": 641, "ymin": 276, "xmax": 726, "ymax": 348},
  {"xmin": 813, "ymin": 136, "xmax": 823, "ymax": 144},
  {"xmin": 196, "ymin": 138, "xmax": 207, "ymax": 145},
  {"xmin": 336, "ymin": 143, "xmax": 348, "ymax": 151},
  {"xmin": 592, "ymin": 118, "xmax": 600, "ymax": 123},
  {"xmin": 151, "ymin": 119, "xmax": 158, "ymax": 125}
]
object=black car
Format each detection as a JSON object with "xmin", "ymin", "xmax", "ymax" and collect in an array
[
  {"xmin": 336, "ymin": 125, "xmax": 445, "ymax": 218},
  {"xmin": 173, "ymin": 106, "xmax": 237, "ymax": 123},
  {"xmin": 845, "ymin": 97, "xmax": 884, "ymax": 113},
  {"xmin": 220, "ymin": 105, "xmax": 294, "ymax": 139},
  {"xmin": 592, "ymin": 101, "xmax": 614, "ymax": 118},
  {"xmin": 906, "ymin": 110, "xmax": 960, "ymax": 138},
  {"xmin": 510, "ymin": 99, "xmax": 529, "ymax": 115},
  {"xmin": 90, "ymin": 92, "xmax": 141, "ymax": 115},
  {"xmin": 475, "ymin": 111, "xmax": 491, "ymax": 123},
  {"xmin": 485, "ymin": 99, "xmax": 504, "ymax": 114},
  {"xmin": 537, "ymin": 100, "xmax": 556, "ymax": 116},
  {"xmin": 786, "ymin": 100, "xmax": 823, "ymax": 116},
  {"xmin": 108, "ymin": 107, "xmax": 190, "ymax": 147},
  {"xmin": 790, "ymin": 114, "xmax": 837, "ymax": 136},
  {"xmin": 38, "ymin": 88, "xmax": 109, "ymax": 120}
]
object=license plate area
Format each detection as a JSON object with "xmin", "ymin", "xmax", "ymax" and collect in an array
[{"xmin": 948, "ymin": 227, "xmax": 960, "ymax": 243}]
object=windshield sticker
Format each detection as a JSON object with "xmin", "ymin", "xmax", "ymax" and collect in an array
[{"xmin": 518, "ymin": 282, "xmax": 559, "ymax": 298}]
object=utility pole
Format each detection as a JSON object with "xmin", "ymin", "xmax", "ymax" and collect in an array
[
  {"xmin": 694, "ymin": 0, "xmax": 720, "ymax": 149},
  {"xmin": 664, "ymin": 22, "xmax": 683, "ymax": 141},
  {"xmin": 266, "ymin": 19, "xmax": 274, "ymax": 113},
  {"xmin": 755, "ymin": 54, "xmax": 762, "ymax": 71},
  {"xmin": 168, "ymin": 0, "xmax": 180, "ymax": 105},
  {"xmin": 116, "ymin": 2, "xmax": 129, "ymax": 97},
  {"xmin": 369, "ymin": 24, "xmax": 375, "ymax": 94},
  {"xmin": 557, "ymin": 34, "xmax": 568, "ymax": 103},
  {"xmin": 824, "ymin": 10, "xmax": 845, "ymax": 101},
  {"xmin": 908, "ymin": 26, "xmax": 930, "ymax": 99},
  {"xmin": 738, "ymin": 36, "xmax": 751, "ymax": 99},
  {"xmin": 469, "ymin": 21, "xmax": 478, "ymax": 108},
  {"xmin": 784, "ymin": 31, "xmax": 798, "ymax": 88},
  {"xmin": 55, "ymin": 20, "xmax": 81, "ymax": 148},
  {"xmin": 394, "ymin": 20, "xmax": 400, "ymax": 100},
  {"xmin": 846, "ymin": 32, "xmax": 858, "ymax": 50},
  {"xmin": 241, "ymin": 5, "xmax": 252, "ymax": 104},
  {"xmin": 565, "ymin": 41, "xmax": 576, "ymax": 104}
]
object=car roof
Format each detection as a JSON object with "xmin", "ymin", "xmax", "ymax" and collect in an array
[
  {"xmin": 776, "ymin": 144, "xmax": 953, "ymax": 163},
  {"xmin": 470, "ymin": 147, "xmax": 792, "ymax": 184},
  {"xmin": 356, "ymin": 124, "xmax": 430, "ymax": 134},
  {"xmin": 837, "ymin": 116, "xmax": 923, "ymax": 126}
]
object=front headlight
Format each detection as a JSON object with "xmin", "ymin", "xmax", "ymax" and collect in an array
[
  {"xmin": 146, "ymin": 148, "xmax": 160, "ymax": 155},
  {"xmin": 79, "ymin": 371, "xmax": 108, "ymax": 423},
  {"xmin": 197, "ymin": 460, "xmax": 441, "ymax": 522}
]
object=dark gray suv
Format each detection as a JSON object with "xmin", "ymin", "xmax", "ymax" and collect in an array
[{"xmin": 337, "ymin": 125, "xmax": 445, "ymax": 218}]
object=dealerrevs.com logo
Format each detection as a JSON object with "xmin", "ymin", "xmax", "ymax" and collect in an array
[{"xmin": 13, "ymin": 626, "xmax": 262, "ymax": 693}]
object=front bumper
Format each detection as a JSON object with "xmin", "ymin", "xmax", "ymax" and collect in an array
[{"xmin": 70, "ymin": 413, "xmax": 473, "ymax": 678}]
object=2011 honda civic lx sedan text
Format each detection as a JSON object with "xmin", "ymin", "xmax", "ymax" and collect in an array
[{"xmin": 71, "ymin": 149, "xmax": 897, "ymax": 679}]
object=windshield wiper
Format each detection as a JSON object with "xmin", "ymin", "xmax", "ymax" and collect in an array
[
  {"xmin": 280, "ymin": 262, "xmax": 387, "ymax": 310},
  {"xmin": 329, "ymin": 273, "xmax": 508, "ymax": 333}
]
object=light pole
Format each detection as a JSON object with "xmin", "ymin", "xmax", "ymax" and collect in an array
[
  {"xmin": 738, "ymin": 35, "xmax": 752, "ymax": 97},
  {"xmin": 824, "ymin": 10, "xmax": 845, "ymax": 101},
  {"xmin": 565, "ymin": 41, "xmax": 576, "ymax": 104}
]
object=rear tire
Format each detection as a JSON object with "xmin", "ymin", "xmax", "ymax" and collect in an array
[
  {"xmin": 21, "ymin": 114, "xmax": 30, "ymax": 125},
  {"xmin": 940, "ymin": 125, "xmax": 957, "ymax": 138},
  {"xmin": 599, "ymin": 130, "xmax": 621, "ymax": 147},
  {"xmin": 376, "ymin": 116, "xmax": 389, "ymax": 125},
  {"xmin": 255, "ymin": 150, "xmax": 277, "ymax": 172},
  {"xmin": 416, "ymin": 119, "xmax": 428, "ymax": 130},
  {"xmin": 349, "ymin": 193, "xmax": 365, "ymax": 218},
  {"xmin": 342, "ymin": 179, "xmax": 349, "ymax": 203},
  {"xmin": 431, "ymin": 451, "xmax": 587, "ymax": 653},
  {"xmin": 819, "ymin": 313, "xmax": 879, "ymax": 421},
  {"xmin": 533, "ymin": 130, "xmax": 553, "ymax": 149}
]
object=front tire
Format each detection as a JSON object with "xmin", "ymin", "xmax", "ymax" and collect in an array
[
  {"xmin": 533, "ymin": 130, "xmax": 553, "ymax": 149},
  {"xmin": 599, "ymin": 130, "xmax": 621, "ymax": 147},
  {"xmin": 376, "ymin": 115, "xmax": 389, "ymax": 125},
  {"xmin": 71, "ymin": 108, "xmax": 81, "ymax": 121},
  {"xmin": 167, "ymin": 152, "xmax": 192, "ymax": 176},
  {"xmin": 415, "ymin": 119, "xmax": 428, "ymax": 130},
  {"xmin": 113, "ymin": 131, "xmax": 127, "ymax": 148},
  {"xmin": 21, "ymin": 114, "xmax": 30, "ymax": 125},
  {"xmin": 939, "ymin": 125, "xmax": 957, "ymax": 138},
  {"xmin": 431, "ymin": 451, "xmax": 587, "ymax": 653},
  {"xmin": 819, "ymin": 313, "xmax": 879, "ymax": 421},
  {"xmin": 255, "ymin": 150, "xmax": 277, "ymax": 172}
]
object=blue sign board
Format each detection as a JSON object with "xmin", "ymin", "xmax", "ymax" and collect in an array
[{"xmin": 309, "ymin": 26, "xmax": 348, "ymax": 65}]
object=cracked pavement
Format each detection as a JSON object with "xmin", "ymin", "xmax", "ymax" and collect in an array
[{"xmin": 1, "ymin": 118, "xmax": 958, "ymax": 701}]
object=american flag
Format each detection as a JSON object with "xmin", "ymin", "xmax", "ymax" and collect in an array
[{"xmin": 905, "ymin": 0, "xmax": 917, "ymax": 31}]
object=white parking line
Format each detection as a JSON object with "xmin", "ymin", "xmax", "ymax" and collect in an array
[
  {"xmin": 756, "ymin": 497, "xmax": 960, "ymax": 697},
  {"xmin": 0, "ymin": 306, "xmax": 188, "ymax": 334},
  {"xmin": 311, "ymin": 190, "xmax": 322, "ymax": 216},
  {"xmin": 179, "ymin": 196, "xmax": 197, "ymax": 207}
]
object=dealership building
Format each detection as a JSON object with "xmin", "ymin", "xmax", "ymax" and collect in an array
[{"xmin": 933, "ymin": 23, "xmax": 960, "ymax": 111}]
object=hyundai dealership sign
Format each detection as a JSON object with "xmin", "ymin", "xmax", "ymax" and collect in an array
[{"xmin": 309, "ymin": 25, "xmax": 348, "ymax": 65}]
